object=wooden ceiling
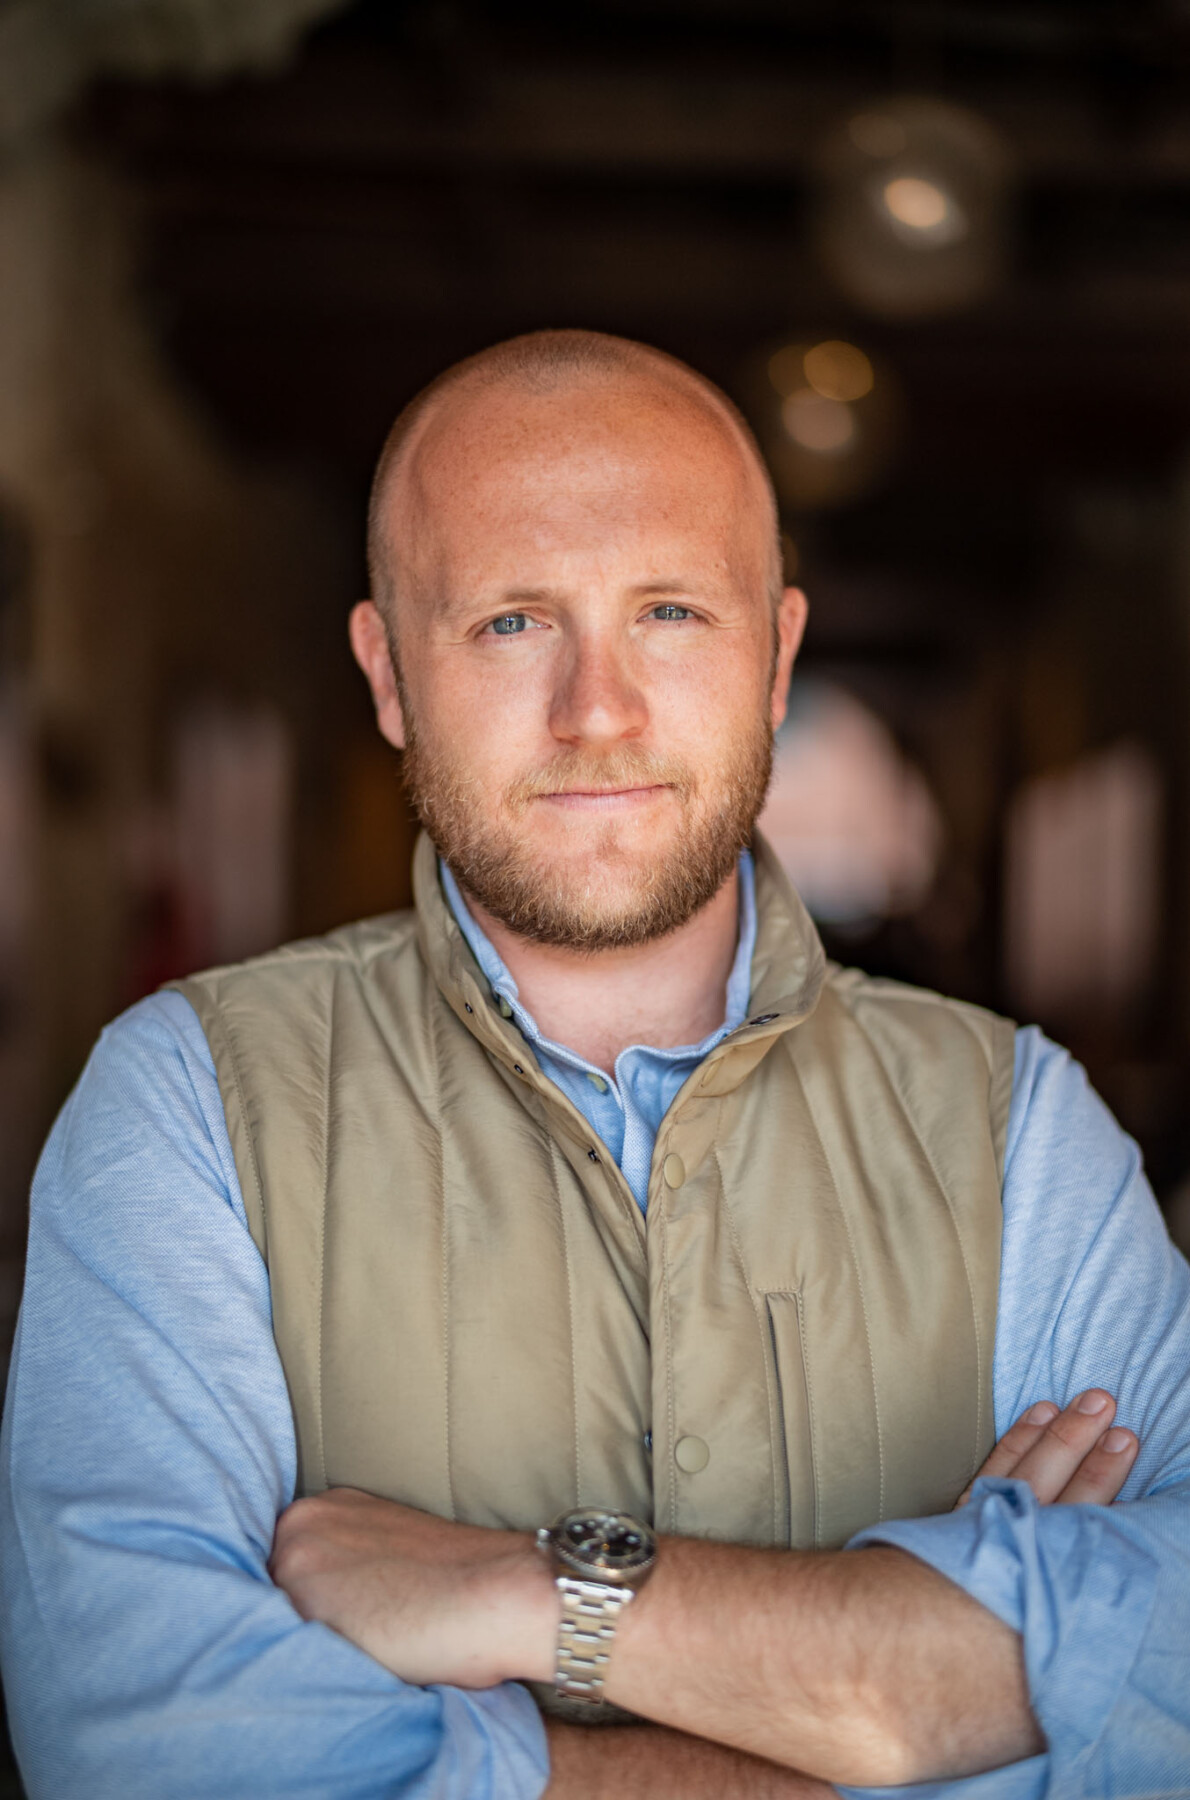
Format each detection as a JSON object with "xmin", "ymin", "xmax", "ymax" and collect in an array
[{"xmin": 82, "ymin": 0, "xmax": 1190, "ymax": 484}]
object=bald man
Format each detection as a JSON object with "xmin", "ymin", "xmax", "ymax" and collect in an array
[{"xmin": 2, "ymin": 333, "xmax": 1189, "ymax": 1800}]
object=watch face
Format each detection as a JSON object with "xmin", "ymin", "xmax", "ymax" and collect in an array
[{"xmin": 549, "ymin": 1509, "xmax": 657, "ymax": 1584}]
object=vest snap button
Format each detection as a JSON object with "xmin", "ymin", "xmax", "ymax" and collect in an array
[
  {"xmin": 663, "ymin": 1153, "xmax": 686, "ymax": 1188},
  {"xmin": 674, "ymin": 1435, "xmax": 709, "ymax": 1473},
  {"xmin": 749, "ymin": 1013, "xmax": 778, "ymax": 1026}
]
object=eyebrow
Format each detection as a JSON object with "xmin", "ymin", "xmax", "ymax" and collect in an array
[
  {"xmin": 632, "ymin": 579, "xmax": 700, "ymax": 596},
  {"xmin": 505, "ymin": 577, "xmax": 702, "ymax": 604}
]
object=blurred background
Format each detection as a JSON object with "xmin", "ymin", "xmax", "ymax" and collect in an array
[
  {"xmin": 5, "ymin": 0, "xmax": 1190, "ymax": 1602},
  {"xmin": 5, "ymin": 0, "xmax": 1190, "ymax": 1781}
]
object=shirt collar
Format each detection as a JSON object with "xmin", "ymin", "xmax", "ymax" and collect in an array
[{"xmin": 439, "ymin": 850, "xmax": 758, "ymax": 1058}]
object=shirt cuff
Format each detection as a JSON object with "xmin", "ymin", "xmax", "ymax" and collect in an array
[
  {"xmin": 835, "ymin": 1756, "xmax": 1048, "ymax": 1800},
  {"xmin": 847, "ymin": 1477, "xmax": 1159, "ymax": 1787},
  {"xmin": 434, "ymin": 1681, "xmax": 551, "ymax": 1799}
]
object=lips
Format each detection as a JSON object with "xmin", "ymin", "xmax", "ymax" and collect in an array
[
  {"xmin": 537, "ymin": 784, "xmax": 671, "ymax": 807},
  {"xmin": 543, "ymin": 784, "xmax": 666, "ymax": 797}
]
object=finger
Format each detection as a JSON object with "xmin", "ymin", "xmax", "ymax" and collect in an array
[
  {"xmin": 1056, "ymin": 1426, "xmax": 1139, "ymax": 1505},
  {"xmin": 954, "ymin": 1401, "xmax": 1059, "ymax": 1506},
  {"xmin": 1007, "ymin": 1389, "xmax": 1118, "ymax": 1505}
]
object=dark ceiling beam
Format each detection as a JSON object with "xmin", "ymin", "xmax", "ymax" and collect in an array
[{"xmin": 97, "ymin": 48, "xmax": 1190, "ymax": 186}]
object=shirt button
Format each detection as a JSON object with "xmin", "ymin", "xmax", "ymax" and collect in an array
[
  {"xmin": 674, "ymin": 1435, "xmax": 710, "ymax": 1473},
  {"xmin": 663, "ymin": 1153, "xmax": 686, "ymax": 1188},
  {"xmin": 498, "ymin": 998, "xmax": 513, "ymax": 1019},
  {"xmin": 586, "ymin": 1072, "xmax": 608, "ymax": 1094}
]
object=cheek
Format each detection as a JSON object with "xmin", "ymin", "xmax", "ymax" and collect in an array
[
  {"xmin": 417, "ymin": 653, "xmax": 554, "ymax": 772},
  {"xmin": 649, "ymin": 641, "xmax": 770, "ymax": 741}
]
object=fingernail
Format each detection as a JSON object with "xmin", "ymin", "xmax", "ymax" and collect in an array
[
  {"xmin": 1102, "ymin": 1428, "xmax": 1134, "ymax": 1454},
  {"xmin": 1076, "ymin": 1390, "xmax": 1110, "ymax": 1414},
  {"xmin": 1025, "ymin": 1401, "xmax": 1059, "ymax": 1425}
]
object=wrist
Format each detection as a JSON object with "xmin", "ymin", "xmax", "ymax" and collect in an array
[
  {"xmin": 529, "ymin": 1508, "xmax": 660, "ymax": 1716},
  {"xmin": 495, "ymin": 1531, "xmax": 560, "ymax": 1685}
]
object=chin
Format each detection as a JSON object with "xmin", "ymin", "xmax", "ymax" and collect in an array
[
  {"xmin": 534, "ymin": 805, "xmax": 678, "ymax": 860},
  {"xmin": 533, "ymin": 834, "xmax": 667, "ymax": 898}
]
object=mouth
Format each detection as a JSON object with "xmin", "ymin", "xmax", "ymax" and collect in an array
[{"xmin": 536, "ymin": 784, "xmax": 672, "ymax": 811}]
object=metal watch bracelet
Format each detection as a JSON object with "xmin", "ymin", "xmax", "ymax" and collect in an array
[{"xmin": 552, "ymin": 1575, "xmax": 637, "ymax": 1703}]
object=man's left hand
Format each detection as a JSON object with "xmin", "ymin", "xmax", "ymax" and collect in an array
[{"xmin": 269, "ymin": 1488, "xmax": 555, "ymax": 1688}]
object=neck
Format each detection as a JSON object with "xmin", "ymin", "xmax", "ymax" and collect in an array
[{"xmin": 463, "ymin": 873, "xmax": 742, "ymax": 1075}]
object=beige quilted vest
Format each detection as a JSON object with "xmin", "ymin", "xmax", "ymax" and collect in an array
[{"xmin": 173, "ymin": 832, "xmax": 1014, "ymax": 1553}]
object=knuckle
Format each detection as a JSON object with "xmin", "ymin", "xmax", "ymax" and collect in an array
[
  {"xmin": 1074, "ymin": 1455, "xmax": 1116, "ymax": 1491},
  {"xmin": 1047, "ymin": 1413, "xmax": 1093, "ymax": 1451},
  {"xmin": 272, "ymin": 1536, "xmax": 316, "ymax": 1584},
  {"xmin": 1044, "ymin": 1411, "xmax": 1080, "ymax": 1454},
  {"xmin": 284, "ymin": 1496, "xmax": 331, "ymax": 1537},
  {"xmin": 272, "ymin": 1498, "xmax": 329, "ymax": 1575}
]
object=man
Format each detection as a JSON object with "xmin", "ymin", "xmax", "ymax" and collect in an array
[{"xmin": 1, "ymin": 330, "xmax": 1188, "ymax": 1799}]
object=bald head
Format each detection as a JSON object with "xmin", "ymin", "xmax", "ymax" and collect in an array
[{"xmin": 366, "ymin": 329, "xmax": 781, "ymax": 624}]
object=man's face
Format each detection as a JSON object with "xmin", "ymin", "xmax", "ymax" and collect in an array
[{"xmin": 355, "ymin": 374, "xmax": 805, "ymax": 950}]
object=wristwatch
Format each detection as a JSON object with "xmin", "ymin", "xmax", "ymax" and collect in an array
[{"xmin": 536, "ymin": 1508, "xmax": 658, "ymax": 1707}]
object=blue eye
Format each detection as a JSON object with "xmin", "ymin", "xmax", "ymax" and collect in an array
[
  {"xmin": 489, "ymin": 613, "xmax": 529, "ymax": 635},
  {"xmin": 650, "ymin": 603, "xmax": 692, "ymax": 621}
]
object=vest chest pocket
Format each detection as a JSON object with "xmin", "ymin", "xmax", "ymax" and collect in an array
[{"xmin": 765, "ymin": 1290, "xmax": 818, "ymax": 1550}]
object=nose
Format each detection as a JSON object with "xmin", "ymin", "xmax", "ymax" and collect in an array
[{"xmin": 548, "ymin": 629, "xmax": 648, "ymax": 748}]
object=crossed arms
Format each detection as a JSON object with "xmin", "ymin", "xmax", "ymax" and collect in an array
[{"xmin": 270, "ymin": 1392, "xmax": 1137, "ymax": 1796}]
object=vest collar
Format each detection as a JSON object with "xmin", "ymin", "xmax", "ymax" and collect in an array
[
  {"xmin": 413, "ymin": 830, "xmax": 532, "ymax": 1069},
  {"xmin": 412, "ymin": 827, "xmax": 828, "ymax": 1095}
]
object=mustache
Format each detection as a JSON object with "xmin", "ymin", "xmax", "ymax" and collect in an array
[{"xmin": 504, "ymin": 747, "xmax": 695, "ymax": 809}]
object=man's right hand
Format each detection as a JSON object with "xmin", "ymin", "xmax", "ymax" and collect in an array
[{"xmin": 957, "ymin": 1388, "xmax": 1139, "ymax": 1507}]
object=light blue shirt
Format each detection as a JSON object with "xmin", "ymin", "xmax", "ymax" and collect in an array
[
  {"xmin": 439, "ymin": 853, "xmax": 758, "ymax": 1211},
  {"xmin": 2, "ymin": 866, "xmax": 1189, "ymax": 1799}
]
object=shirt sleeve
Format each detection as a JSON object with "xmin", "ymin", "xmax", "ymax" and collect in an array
[
  {"xmin": 0, "ymin": 991, "xmax": 550, "ymax": 1800},
  {"xmin": 838, "ymin": 1025, "xmax": 1190, "ymax": 1800}
]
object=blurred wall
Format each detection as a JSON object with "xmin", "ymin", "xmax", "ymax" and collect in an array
[{"xmin": 5, "ymin": 0, "xmax": 1190, "ymax": 1377}]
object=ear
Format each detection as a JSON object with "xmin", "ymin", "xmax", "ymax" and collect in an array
[
  {"xmin": 349, "ymin": 600, "xmax": 407, "ymax": 751},
  {"xmin": 769, "ymin": 586, "xmax": 808, "ymax": 732}
]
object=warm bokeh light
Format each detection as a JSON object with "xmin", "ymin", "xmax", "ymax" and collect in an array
[
  {"xmin": 802, "ymin": 339, "xmax": 874, "ymax": 403},
  {"xmin": 880, "ymin": 175, "xmax": 967, "ymax": 241},
  {"xmin": 751, "ymin": 333, "xmax": 899, "ymax": 505},
  {"xmin": 781, "ymin": 388, "xmax": 856, "ymax": 454},
  {"xmin": 816, "ymin": 95, "xmax": 1008, "ymax": 316},
  {"xmin": 846, "ymin": 111, "xmax": 907, "ymax": 159}
]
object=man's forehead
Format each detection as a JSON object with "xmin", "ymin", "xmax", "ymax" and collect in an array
[
  {"xmin": 393, "ymin": 374, "xmax": 759, "ymax": 558},
  {"xmin": 417, "ymin": 365, "xmax": 750, "ymax": 486}
]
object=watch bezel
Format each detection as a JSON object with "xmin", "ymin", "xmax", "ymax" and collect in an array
[{"xmin": 538, "ymin": 1508, "xmax": 658, "ymax": 1588}]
